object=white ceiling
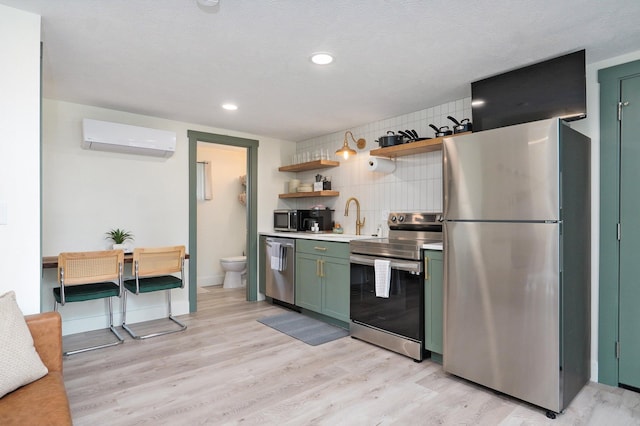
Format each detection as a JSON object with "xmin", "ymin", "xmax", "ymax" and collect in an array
[{"xmin": 3, "ymin": 0, "xmax": 640, "ymax": 141}]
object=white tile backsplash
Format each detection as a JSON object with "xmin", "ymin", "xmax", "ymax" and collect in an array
[{"xmin": 287, "ymin": 97, "xmax": 470, "ymax": 236}]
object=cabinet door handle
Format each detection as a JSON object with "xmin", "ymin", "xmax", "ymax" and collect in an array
[
  {"xmin": 320, "ymin": 260, "xmax": 325, "ymax": 278},
  {"xmin": 424, "ymin": 257, "xmax": 430, "ymax": 280},
  {"xmin": 313, "ymin": 246, "xmax": 327, "ymax": 251},
  {"xmin": 316, "ymin": 259, "xmax": 321, "ymax": 277}
]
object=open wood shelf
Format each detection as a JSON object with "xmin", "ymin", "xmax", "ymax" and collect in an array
[
  {"xmin": 279, "ymin": 190, "xmax": 339, "ymax": 199},
  {"xmin": 278, "ymin": 159, "xmax": 340, "ymax": 172},
  {"xmin": 370, "ymin": 132, "xmax": 471, "ymax": 158}
]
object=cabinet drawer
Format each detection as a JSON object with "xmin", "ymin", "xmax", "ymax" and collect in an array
[{"xmin": 296, "ymin": 239, "xmax": 349, "ymax": 258}]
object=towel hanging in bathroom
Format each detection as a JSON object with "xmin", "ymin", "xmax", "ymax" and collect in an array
[{"xmin": 196, "ymin": 161, "xmax": 213, "ymax": 201}]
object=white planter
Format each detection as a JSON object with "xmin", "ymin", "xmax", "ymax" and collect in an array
[{"xmin": 112, "ymin": 244, "xmax": 133, "ymax": 253}]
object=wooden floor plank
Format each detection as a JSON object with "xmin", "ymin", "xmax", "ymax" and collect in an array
[{"xmin": 61, "ymin": 286, "xmax": 640, "ymax": 425}]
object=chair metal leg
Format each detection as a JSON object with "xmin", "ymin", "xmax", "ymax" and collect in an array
[
  {"xmin": 122, "ymin": 289, "xmax": 187, "ymax": 340},
  {"xmin": 122, "ymin": 290, "xmax": 128, "ymax": 325},
  {"xmin": 167, "ymin": 289, "xmax": 188, "ymax": 331},
  {"xmin": 107, "ymin": 296, "xmax": 125, "ymax": 343},
  {"xmin": 62, "ymin": 297, "xmax": 124, "ymax": 356}
]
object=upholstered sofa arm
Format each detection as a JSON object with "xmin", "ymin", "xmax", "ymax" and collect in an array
[{"xmin": 25, "ymin": 312, "xmax": 63, "ymax": 374}]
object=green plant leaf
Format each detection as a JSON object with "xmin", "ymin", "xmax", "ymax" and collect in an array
[{"xmin": 105, "ymin": 228, "xmax": 134, "ymax": 244}]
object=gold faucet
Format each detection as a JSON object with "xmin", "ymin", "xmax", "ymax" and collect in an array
[{"xmin": 344, "ymin": 197, "xmax": 366, "ymax": 235}]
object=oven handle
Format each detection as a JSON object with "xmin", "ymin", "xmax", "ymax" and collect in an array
[{"xmin": 349, "ymin": 254, "xmax": 422, "ymax": 274}]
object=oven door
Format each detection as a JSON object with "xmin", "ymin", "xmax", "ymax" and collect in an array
[{"xmin": 349, "ymin": 254, "xmax": 424, "ymax": 341}]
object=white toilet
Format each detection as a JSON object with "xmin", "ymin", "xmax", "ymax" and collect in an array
[{"xmin": 220, "ymin": 256, "xmax": 247, "ymax": 288}]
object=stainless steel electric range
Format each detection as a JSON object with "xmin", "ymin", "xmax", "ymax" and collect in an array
[{"xmin": 349, "ymin": 212, "xmax": 442, "ymax": 361}]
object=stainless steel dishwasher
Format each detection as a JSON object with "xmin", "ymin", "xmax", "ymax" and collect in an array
[{"xmin": 264, "ymin": 236, "xmax": 295, "ymax": 305}]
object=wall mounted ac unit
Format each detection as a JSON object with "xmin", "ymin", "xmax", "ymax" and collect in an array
[{"xmin": 82, "ymin": 119, "xmax": 177, "ymax": 158}]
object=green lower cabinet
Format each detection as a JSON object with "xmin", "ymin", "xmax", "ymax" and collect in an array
[
  {"xmin": 295, "ymin": 240, "xmax": 350, "ymax": 323},
  {"xmin": 320, "ymin": 256, "xmax": 350, "ymax": 322},
  {"xmin": 424, "ymin": 249, "xmax": 444, "ymax": 361},
  {"xmin": 295, "ymin": 253, "xmax": 323, "ymax": 313}
]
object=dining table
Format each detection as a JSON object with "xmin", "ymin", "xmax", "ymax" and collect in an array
[{"xmin": 42, "ymin": 252, "xmax": 189, "ymax": 269}]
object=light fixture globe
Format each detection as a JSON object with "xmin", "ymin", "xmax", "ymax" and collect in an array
[
  {"xmin": 335, "ymin": 143, "xmax": 357, "ymax": 160},
  {"xmin": 311, "ymin": 52, "xmax": 334, "ymax": 65},
  {"xmin": 335, "ymin": 131, "xmax": 365, "ymax": 160}
]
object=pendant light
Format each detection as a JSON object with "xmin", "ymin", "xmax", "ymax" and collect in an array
[{"xmin": 335, "ymin": 131, "xmax": 365, "ymax": 160}]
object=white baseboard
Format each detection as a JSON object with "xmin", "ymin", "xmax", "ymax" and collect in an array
[
  {"xmin": 197, "ymin": 274, "xmax": 224, "ymax": 286},
  {"xmin": 591, "ymin": 360, "xmax": 598, "ymax": 382}
]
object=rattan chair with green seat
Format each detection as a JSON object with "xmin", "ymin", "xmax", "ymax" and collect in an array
[
  {"xmin": 54, "ymin": 249, "xmax": 125, "ymax": 356},
  {"xmin": 122, "ymin": 245, "xmax": 187, "ymax": 339}
]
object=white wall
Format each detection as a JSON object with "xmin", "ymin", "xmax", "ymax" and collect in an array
[
  {"xmin": 196, "ymin": 143, "xmax": 247, "ymax": 286},
  {"xmin": 0, "ymin": 5, "xmax": 41, "ymax": 314},
  {"xmin": 291, "ymin": 98, "xmax": 471, "ymax": 235},
  {"xmin": 42, "ymin": 99, "xmax": 294, "ymax": 334},
  {"xmin": 258, "ymin": 137, "xmax": 296, "ymax": 232}
]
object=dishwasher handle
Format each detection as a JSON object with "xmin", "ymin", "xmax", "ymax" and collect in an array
[{"xmin": 265, "ymin": 240, "xmax": 295, "ymax": 249}]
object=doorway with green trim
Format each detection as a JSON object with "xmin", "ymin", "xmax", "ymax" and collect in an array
[
  {"xmin": 187, "ymin": 130, "xmax": 259, "ymax": 312},
  {"xmin": 599, "ymin": 59, "xmax": 640, "ymax": 390}
]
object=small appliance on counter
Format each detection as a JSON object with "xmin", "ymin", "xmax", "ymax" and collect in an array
[
  {"xmin": 273, "ymin": 209, "xmax": 300, "ymax": 232},
  {"xmin": 273, "ymin": 208, "xmax": 334, "ymax": 232},
  {"xmin": 300, "ymin": 208, "xmax": 334, "ymax": 232}
]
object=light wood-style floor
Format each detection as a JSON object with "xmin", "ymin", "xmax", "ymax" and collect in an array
[{"xmin": 62, "ymin": 286, "xmax": 640, "ymax": 425}]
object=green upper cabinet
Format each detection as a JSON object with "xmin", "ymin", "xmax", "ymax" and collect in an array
[
  {"xmin": 424, "ymin": 249, "xmax": 444, "ymax": 359},
  {"xmin": 295, "ymin": 239, "xmax": 350, "ymax": 323}
]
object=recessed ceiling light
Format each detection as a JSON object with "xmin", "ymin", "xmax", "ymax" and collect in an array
[
  {"xmin": 471, "ymin": 100, "xmax": 485, "ymax": 107},
  {"xmin": 222, "ymin": 103, "xmax": 238, "ymax": 111},
  {"xmin": 310, "ymin": 52, "xmax": 334, "ymax": 65}
]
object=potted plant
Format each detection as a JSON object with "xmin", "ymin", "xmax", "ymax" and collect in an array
[{"xmin": 105, "ymin": 228, "xmax": 134, "ymax": 251}]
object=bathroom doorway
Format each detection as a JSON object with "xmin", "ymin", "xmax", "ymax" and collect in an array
[
  {"xmin": 188, "ymin": 130, "xmax": 259, "ymax": 311},
  {"xmin": 196, "ymin": 142, "xmax": 247, "ymax": 290}
]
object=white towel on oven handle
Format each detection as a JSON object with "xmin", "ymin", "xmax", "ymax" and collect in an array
[{"xmin": 374, "ymin": 259, "xmax": 391, "ymax": 298}]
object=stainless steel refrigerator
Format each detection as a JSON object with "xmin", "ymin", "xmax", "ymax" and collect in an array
[{"xmin": 442, "ymin": 118, "xmax": 590, "ymax": 415}]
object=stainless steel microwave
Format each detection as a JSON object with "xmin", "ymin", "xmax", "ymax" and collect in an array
[{"xmin": 273, "ymin": 209, "xmax": 300, "ymax": 232}]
